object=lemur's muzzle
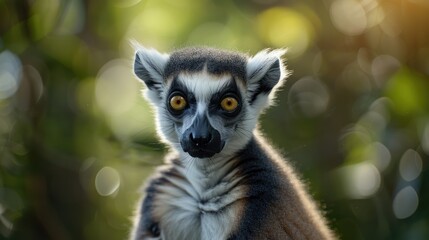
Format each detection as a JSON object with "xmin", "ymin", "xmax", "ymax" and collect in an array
[{"xmin": 180, "ymin": 115, "xmax": 225, "ymax": 158}]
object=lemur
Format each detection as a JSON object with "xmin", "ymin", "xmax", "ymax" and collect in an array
[{"xmin": 130, "ymin": 44, "xmax": 335, "ymax": 240}]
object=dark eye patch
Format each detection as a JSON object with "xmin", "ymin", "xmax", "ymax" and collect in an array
[
  {"xmin": 209, "ymin": 78, "xmax": 242, "ymax": 118},
  {"xmin": 166, "ymin": 77, "xmax": 196, "ymax": 118}
]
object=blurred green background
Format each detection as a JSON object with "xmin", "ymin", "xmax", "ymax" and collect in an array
[{"xmin": 1, "ymin": 0, "xmax": 429, "ymax": 239}]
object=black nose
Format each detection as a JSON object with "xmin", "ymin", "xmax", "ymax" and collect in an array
[
  {"xmin": 190, "ymin": 132, "xmax": 212, "ymax": 146},
  {"xmin": 180, "ymin": 115, "xmax": 224, "ymax": 158}
]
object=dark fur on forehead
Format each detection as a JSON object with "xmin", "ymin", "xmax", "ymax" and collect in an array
[{"xmin": 164, "ymin": 47, "xmax": 248, "ymax": 81}]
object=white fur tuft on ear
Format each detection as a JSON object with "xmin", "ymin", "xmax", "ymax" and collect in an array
[
  {"xmin": 246, "ymin": 48, "xmax": 289, "ymax": 110},
  {"xmin": 131, "ymin": 41, "xmax": 170, "ymax": 104},
  {"xmin": 247, "ymin": 48, "xmax": 287, "ymax": 84}
]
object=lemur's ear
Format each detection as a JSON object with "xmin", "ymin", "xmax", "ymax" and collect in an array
[
  {"xmin": 246, "ymin": 49, "xmax": 288, "ymax": 109},
  {"xmin": 133, "ymin": 43, "xmax": 170, "ymax": 104}
]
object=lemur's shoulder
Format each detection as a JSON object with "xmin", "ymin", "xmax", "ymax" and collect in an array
[{"xmin": 229, "ymin": 135, "xmax": 335, "ymax": 239}]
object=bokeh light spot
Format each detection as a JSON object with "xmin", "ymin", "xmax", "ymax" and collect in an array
[
  {"xmin": 399, "ymin": 149, "xmax": 422, "ymax": 182},
  {"xmin": 369, "ymin": 97, "xmax": 391, "ymax": 122},
  {"xmin": 358, "ymin": 111, "xmax": 387, "ymax": 133},
  {"xmin": 393, "ymin": 186, "xmax": 419, "ymax": 219},
  {"xmin": 371, "ymin": 55, "xmax": 400, "ymax": 87},
  {"xmin": 385, "ymin": 68, "xmax": 427, "ymax": 117},
  {"xmin": 95, "ymin": 167, "xmax": 121, "ymax": 197},
  {"xmin": 0, "ymin": 51, "xmax": 22, "ymax": 100},
  {"xmin": 95, "ymin": 58, "xmax": 156, "ymax": 140},
  {"xmin": 380, "ymin": 5, "xmax": 402, "ymax": 37},
  {"xmin": 125, "ymin": 5, "xmax": 195, "ymax": 48},
  {"xmin": 95, "ymin": 59, "xmax": 139, "ymax": 116},
  {"xmin": 335, "ymin": 162, "xmax": 381, "ymax": 199},
  {"xmin": 365, "ymin": 2, "xmax": 385, "ymax": 28},
  {"xmin": 22, "ymin": 65, "xmax": 44, "ymax": 103},
  {"xmin": 288, "ymin": 76, "xmax": 329, "ymax": 117},
  {"xmin": 257, "ymin": 7, "xmax": 313, "ymax": 57},
  {"xmin": 340, "ymin": 126, "xmax": 372, "ymax": 164},
  {"xmin": 368, "ymin": 142, "xmax": 391, "ymax": 172},
  {"xmin": 0, "ymin": 73, "xmax": 18, "ymax": 100},
  {"xmin": 29, "ymin": 0, "xmax": 61, "ymax": 40},
  {"xmin": 330, "ymin": 0, "xmax": 367, "ymax": 36},
  {"xmin": 338, "ymin": 62, "xmax": 372, "ymax": 94}
]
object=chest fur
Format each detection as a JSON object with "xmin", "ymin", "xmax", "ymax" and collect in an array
[{"xmin": 150, "ymin": 162, "xmax": 246, "ymax": 240}]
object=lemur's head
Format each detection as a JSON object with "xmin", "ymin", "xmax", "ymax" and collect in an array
[{"xmin": 134, "ymin": 45, "xmax": 288, "ymax": 159}]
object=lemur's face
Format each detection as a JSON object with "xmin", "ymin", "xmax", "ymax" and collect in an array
[
  {"xmin": 133, "ymin": 46, "xmax": 287, "ymax": 159},
  {"xmin": 162, "ymin": 73, "xmax": 246, "ymax": 158}
]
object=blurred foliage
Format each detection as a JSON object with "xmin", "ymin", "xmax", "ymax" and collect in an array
[{"xmin": 1, "ymin": 0, "xmax": 429, "ymax": 239}]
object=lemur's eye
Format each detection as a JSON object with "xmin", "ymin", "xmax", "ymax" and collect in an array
[
  {"xmin": 220, "ymin": 97, "xmax": 239, "ymax": 112},
  {"xmin": 170, "ymin": 95, "xmax": 187, "ymax": 111}
]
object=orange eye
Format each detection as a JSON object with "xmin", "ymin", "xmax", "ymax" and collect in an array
[
  {"xmin": 220, "ymin": 97, "xmax": 239, "ymax": 112},
  {"xmin": 170, "ymin": 95, "xmax": 187, "ymax": 111}
]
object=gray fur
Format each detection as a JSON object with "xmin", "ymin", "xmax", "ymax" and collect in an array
[{"xmin": 165, "ymin": 47, "xmax": 247, "ymax": 81}]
